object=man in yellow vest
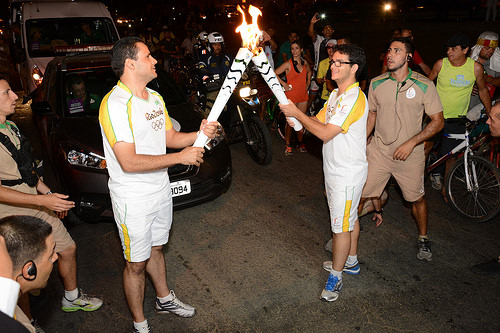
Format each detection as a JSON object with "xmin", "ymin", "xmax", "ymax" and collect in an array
[{"xmin": 428, "ymin": 33, "xmax": 491, "ymax": 191}]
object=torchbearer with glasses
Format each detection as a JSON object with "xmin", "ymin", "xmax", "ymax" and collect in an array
[{"xmin": 280, "ymin": 44, "xmax": 368, "ymax": 302}]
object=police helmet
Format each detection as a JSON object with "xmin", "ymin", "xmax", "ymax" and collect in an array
[
  {"xmin": 198, "ymin": 31, "xmax": 208, "ymax": 42},
  {"xmin": 208, "ymin": 32, "xmax": 224, "ymax": 44}
]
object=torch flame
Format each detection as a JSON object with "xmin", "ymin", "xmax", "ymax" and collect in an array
[{"xmin": 235, "ymin": 5, "xmax": 263, "ymax": 52}]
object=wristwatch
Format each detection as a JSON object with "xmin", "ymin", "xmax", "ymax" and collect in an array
[{"xmin": 374, "ymin": 208, "xmax": 383, "ymax": 215}]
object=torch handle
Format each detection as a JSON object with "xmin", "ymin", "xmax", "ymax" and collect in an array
[{"xmin": 251, "ymin": 51, "xmax": 303, "ymax": 131}]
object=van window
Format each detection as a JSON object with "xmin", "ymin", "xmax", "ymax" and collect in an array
[{"xmin": 26, "ymin": 18, "xmax": 119, "ymax": 58}]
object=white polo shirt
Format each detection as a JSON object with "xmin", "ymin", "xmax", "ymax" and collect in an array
[
  {"xmin": 99, "ymin": 81, "xmax": 173, "ymax": 201},
  {"xmin": 316, "ymin": 82, "xmax": 368, "ymax": 186}
]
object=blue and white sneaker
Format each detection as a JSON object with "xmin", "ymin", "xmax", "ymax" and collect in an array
[
  {"xmin": 320, "ymin": 273, "xmax": 343, "ymax": 302},
  {"xmin": 155, "ymin": 290, "xmax": 196, "ymax": 318},
  {"xmin": 322, "ymin": 260, "xmax": 360, "ymax": 275}
]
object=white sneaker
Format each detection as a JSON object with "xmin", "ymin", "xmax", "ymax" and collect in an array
[
  {"xmin": 324, "ymin": 238, "xmax": 333, "ymax": 252},
  {"xmin": 323, "ymin": 260, "xmax": 360, "ymax": 275},
  {"xmin": 61, "ymin": 289, "xmax": 102, "ymax": 312},
  {"xmin": 155, "ymin": 290, "xmax": 196, "ymax": 318},
  {"xmin": 417, "ymin": 238, "xmax": 433, "ymax": 261},
  {"xmin": 430, "ymin": 173, "xmax": 443, "ymax": 191},
  {"xmin": 320, "ymin": 273, "xmax": 343, "ymax": 302}
]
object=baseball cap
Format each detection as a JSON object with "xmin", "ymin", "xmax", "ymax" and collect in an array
[{"xmin": 444, "ymin": 33, "xmax": 470, "ymax": 48}]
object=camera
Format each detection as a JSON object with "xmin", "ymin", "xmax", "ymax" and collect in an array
[{"xmin": 316, "ymin": 13, "xmax": 326, "ymax": 20}]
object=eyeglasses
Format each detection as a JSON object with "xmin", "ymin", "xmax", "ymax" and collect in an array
[{"xmin": 330, "ymin": 60, "xmax": 353, "ymax": 67}]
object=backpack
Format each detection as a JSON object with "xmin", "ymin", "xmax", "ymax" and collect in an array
[{"xmin": 0, "ymin": 124, "xmax": 39, "ymax": 187}]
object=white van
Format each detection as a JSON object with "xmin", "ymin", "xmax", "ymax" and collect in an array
[{"xmin": 10, "ymin": 0, "xmax": 120, "ymax": 92}]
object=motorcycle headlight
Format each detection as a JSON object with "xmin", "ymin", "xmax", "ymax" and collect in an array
[
  {"xmin": 31, "ymin": 65, "xmax": 43, "ymax": 87},
  {"xmin": 65, "ymin": 148, "xmax": 106, "ymax": 169},
  {"xmin": 239, "ymin": 86, "xmax": 251, "ymax": 98},
  {"xmin": 239, "ymin": 87, "xmax": 258, "ymax": 99}
]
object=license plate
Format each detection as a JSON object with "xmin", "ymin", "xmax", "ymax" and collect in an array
[{"xmin": 170, "ymin": 180, "xmax": 191, "ymax": 197}]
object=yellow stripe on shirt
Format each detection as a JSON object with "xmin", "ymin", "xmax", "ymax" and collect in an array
[
  {"xmin": 340, "ymin": 89, "xmax": 366, "ymax": 133},
  {"xmin": 99, "ymin": 88, "xmax": 118, "ymax": 147},
  {"xmin": 99, "ymin": 82, "xmax": 135, "ymax": 148}
]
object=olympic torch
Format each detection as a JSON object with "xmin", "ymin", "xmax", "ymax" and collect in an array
[
  {"xmin": 194, "ymin": 4, "xmax": 301, "ymax": 147},
  {"xmin": 251, "ymin": 49, "xmax": 302, "ymax": 131},
  {"xmin": 193, "ymin": 47, "xmax": 253, "ymax": 147}
]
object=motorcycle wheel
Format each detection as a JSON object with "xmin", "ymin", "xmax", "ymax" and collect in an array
[{"xmin": 245, "ymin": 113, "xmax": 273, "ymax": 166}]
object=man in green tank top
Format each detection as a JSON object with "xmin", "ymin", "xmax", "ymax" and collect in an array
[{"xmin": 428, "ymin": 33, "xmax": 491, "ymax": 192}]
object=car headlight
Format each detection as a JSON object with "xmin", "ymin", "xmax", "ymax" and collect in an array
[{"xmin": 66, "ymin": 149, "xmax": 106, "ymax": 169}]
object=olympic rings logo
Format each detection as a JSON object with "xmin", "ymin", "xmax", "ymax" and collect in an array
[{"xmin": 151, "ymin": 118, "xmax": 164, "ymax": 131}]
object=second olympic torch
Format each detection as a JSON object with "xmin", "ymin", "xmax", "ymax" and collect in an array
[{"xmin": 251, "ymin": 49, "xmax": 302, "ymax": 131}]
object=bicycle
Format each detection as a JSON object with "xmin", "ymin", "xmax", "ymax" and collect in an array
[{"xmin": 427, "ymin": 117, "xmax": 500, "ymax": 222}]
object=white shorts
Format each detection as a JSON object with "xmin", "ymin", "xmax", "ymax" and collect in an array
[
  {"xmin": 111, "ymin": 195, "xmax": 173, "ymax": 262},
  {"xmin": 325, "ymin": 182, "xmax": 364, "ymax": 234}
]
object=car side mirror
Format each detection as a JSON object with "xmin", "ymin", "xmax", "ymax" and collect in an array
[{"xmin": 31, "ymin": 101, "xmax": 54, "ymax": 115}]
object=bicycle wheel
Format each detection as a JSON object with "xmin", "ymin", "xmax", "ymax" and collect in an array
[{"xmin": 445, "ymin": 155, "xmax": 500, "ymax": 222}]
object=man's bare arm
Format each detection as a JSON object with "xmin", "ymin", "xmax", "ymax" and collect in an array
[
  {"xmin": 113, "ymin": 142, "xmax": 204, "ymax": 173},
  {"xmin": 427, "ymin": 59, "xmax": 443, "ymax": 81},
  {"xmin": 0, "ymin": 182, "xmax": 75, "ymax": 212},
  {"xmin": 419, "ymin": 62, "xmax": 431, "ymax": 76},
  {"xmin": 475, "ymin": 61, "xmax": 492, "ymax": 114},
  {"xmin": 308, "ymin": 13, "xmax": 320, "ymax": 41},
  {"xmin": 393, "ymin": 111, "xmax": 444, "ymax": 161},
  {"xmin": 279, "ymin": 101, "xmax": 342, "ymax": 142},
  {"xmin": 366, "ymin": 110, "xmax": 377, "ymax": 138}
]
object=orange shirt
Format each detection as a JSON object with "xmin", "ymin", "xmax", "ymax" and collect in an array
[{"xmin": 285, "ymin": 59, "xmax": 309, "ymax": 103}]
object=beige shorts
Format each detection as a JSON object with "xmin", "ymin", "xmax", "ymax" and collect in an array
[
  {"xmin": 0, "ymin": 205, "xmax": 75, "ymax": 253},
  {"xmin": 362, "ymin": 143, "xmax": 425, "ymax": 202}
]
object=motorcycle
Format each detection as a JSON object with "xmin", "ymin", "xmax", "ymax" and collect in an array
[{"xmin": 195, "ymin": 66, "xmax": 273, "ymax": 166}]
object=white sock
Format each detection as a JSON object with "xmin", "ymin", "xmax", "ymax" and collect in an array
[
  {"xmin": 64, "ymin": 288, "xmax": 78, "ymax": 301},
  {"xmin": 347, "ymin": 255, "xmax": 358, "ymax": 265},
  {"xmin": 158, "ymin": 291, "xmax": 173, "ymax": 303},
  {"xmin": 133, "ymin": 319, "xmax": 149, "ymax": 332},
  {"xmin": 419, "ymin": 235, "xmax": 428, "ymax": 241},
  {"xmin": 331, "ymin": 269, "xmax": 342, "ymax": 278}
]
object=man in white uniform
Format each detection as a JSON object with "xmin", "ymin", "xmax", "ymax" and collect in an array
[
  {"xmin": 99, "ymin": 37, "xmax": 217, "ymax": 333},
  {"xmin": 280, "ymin": 44, "xmax": 368, "ymax": 302}
]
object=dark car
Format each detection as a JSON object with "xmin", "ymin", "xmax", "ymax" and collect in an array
[{"xmin": 31, "ymin": 51, "xmax": 232, "ymax": 222}]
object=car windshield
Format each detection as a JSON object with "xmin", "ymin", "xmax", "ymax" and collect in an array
[
  {"xmin": 26, "ymin": 18, "xmax": 119, "ymax": 58},
  {"xmin": 64, "ymin": 67, "xmax": 115, "ymax": 117},
  {"xmin": 63, "ymin": 64, "xmax": 187, "ymax": 117}
]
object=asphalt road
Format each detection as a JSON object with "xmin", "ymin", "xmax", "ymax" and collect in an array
[{"xmin": 13, "ymin": 117, "xmax": 499, "ymax": 332}]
